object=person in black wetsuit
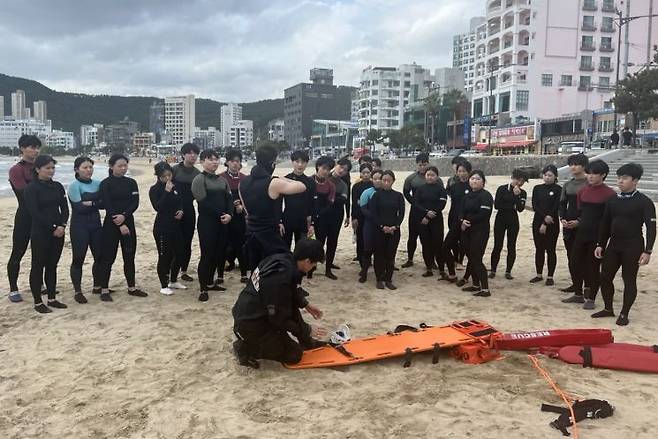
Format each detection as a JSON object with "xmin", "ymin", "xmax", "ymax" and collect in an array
[
  {"xmin": 149, "ymin": 162, "xmax": 185, "ymax": 296},
  {"xmin": 232, "ymin": 238, "xmax": 327, "ymax": 368},
  {"xmin": 370, "ymin": 170, "xmax": 405, "ymax": 290},
  {"xmin": 351, "ymin": 164, "xmax": 374, "ymax": 274},
  {"xmin": 530, "ymin": 165, "xmax": 562, "ymax": 286},
  {"xmin": 23, "ymin": 155, "xmax": 69, "ymax": 313},
  {"xmin": 240, "ymin": 145, "xmax": 307, "ymax": 273},
  {"xmin": 309, "ymin": 156, "xmax": 336, "ymax": 279},
  {"xmin": 68, "ymin": 157, "xmax": 103, "ymax": 304},
  {"xmin": 446, "ymin": 156, "xmax": 468, "ymax": 189},
  {"xmin": 443, "ymin": 160, "xmax": 471, "ymax": 281},
  {"xmin": 401, "ymin": 153, "xmax": 432, "ymax": 268},
  {"xmin": 459, "ymin": 170, "xmax": 494, "ymax": 297},
  {"xmin": 563, "ymin": 160, "xmax": 616, "ymax": 307},
  {"xmin": 220, "ymin": 148, "xmax": 248, "ymax": 283},
  {"xmin": 559, "ymin": 153, "xmax": 589, "ymax": 293},
  {"xmin": 191, "ymin": 149, "xmax": 233, "ymax": 302},
  {"xmin": 358, "ymin": 169, "xmax": 383, "ymax": 283},
  {"xmin": 413, "ymin": 166, "xmax": 447, "ymax": 278},
  {"xmin": 282, "ymin": 150, "xmax": 316, "ymax": 249},
  {"xmin": 98, "ymin": 153, "xmax": 146, "ymax": 301},
  {"xmin": 172, "ymin": 143, "xmax": 201, "ymax": 282},
  {"xmin": 7, "ymin": 135, "xmax": 41, "ymax": 303},
  {"xmin": 489, "ymin": 169, "xmax": 528, "ymax": 280},
  {"xmin": 593, "ymin": 163, "xmax": 656, "ymax": 326}
]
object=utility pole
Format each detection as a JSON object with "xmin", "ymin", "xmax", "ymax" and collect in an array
[
  {"xmin": 649, "ymin": 0, "xmax": 654, "ymax": 64},
  {"xmin": 614, "ymin": 8, "xmax": 623, "ymax": 130},
  {"xmin": 624, "ymin": 0, "xmax": 631, "ymax": 77}
]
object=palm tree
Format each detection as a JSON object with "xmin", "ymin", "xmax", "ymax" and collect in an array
[
  {"xmin": 423, "ymin": 92, "xmax": 441, "ymax": 147},
  {"xmin": 442, "ymin": 89, "xmax": 469, "ymax": 148}
]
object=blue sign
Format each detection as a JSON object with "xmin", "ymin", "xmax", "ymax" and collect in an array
[{"xmin": 463, "ymin": 116, "xmax": 472, "ymax": 144}]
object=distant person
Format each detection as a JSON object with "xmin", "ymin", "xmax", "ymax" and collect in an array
[
  {"xmin": 23, "ymin": 155, "xmax": 69, "ymax": 313},
  {"xmin": 530, "ymin": 165, "xmax": 562, "ymax": 286},
  {"xmin": 172, "ymin": 143, "xmax": 200, "ymax": 282},
  {"xmin": 220, "ymin": 149, "xmax": 248, "ymax": 283},
  {"xmin": 372, "ymin": 157, "xmax": 382, "ymax": 171},
  {"xmin": 7, "ymin": 135, "xmax": 41, "ymax": 303},
  {"xmin": 593, "ymin": 163, "xmax": 656, "ymax": 326},
  {"xmin": 622, "ymin": 127, "xmax": 633, "ymax": 148},
  {"xmin": 351, "ymin": 164, "xmax": 374, "ymax": 273},
  {"xmin": 609, "ymin": 129, "xmax": 619, "ymax": 149},
  {"xmin": 357, "ymin": 169, "xmax": 383, "ymax": 283},
  {"xmin": 281, "ymin": 150, "xmax": 316, "ymax": 249}
]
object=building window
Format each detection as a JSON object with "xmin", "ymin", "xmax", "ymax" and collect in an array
[
  {"xmin": 541, "ymin": 74, "xmax": 553, "ymax": 86},
  {"xmin": 581, "ymin": 35, "xmax": 594, "ymax": 49},
  {"xmin": 601, "ymin": 36, "xmax": 613, "ymax": 50},
  {"xmin": 583, "ymin": 15, "xmax": 595, "ymax": 31},
  {"xmin": 579, "ymin": 76, "xmax": 592, "ymax": 89},
  {"xmin": 601, "ymin": 16, "xmax": 614, "ymax": 31},
  {"xmin": 516, "ymin": 90, "xmax": 529, "ymax": 111},
  {"xmin": 560, "ymin": 75, "xmax": 573, "ymax": 86},
  {"xmin": 599, "ymin": 77, "xmax": 610, "ymax": 88}
]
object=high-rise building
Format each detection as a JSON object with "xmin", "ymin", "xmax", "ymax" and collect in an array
[
  {"xmin": 104, "ymin": 119, "xmax": 139, "ymax": 149},
  {"xmin": 0, "ymin": 96, "xmax": 4, "ymax": 119},
  {"xmin": 268, "ymin": 118, "xmax": 285, "ymax": 142},
  {"xmin": 284, "ymin": 68, "xmax": 356, "ymax": 149},
  {"xmin": 24, "ymin": 108, "xmax": 31, "ymax": 119},
  {"xmin": 453, "ymin": 17, "xmax": 487, "ymax": 94},
  {"xmin": 33, "ymin": 101, "xmax": 47, "ymax": 122},
  {"xmin": 221, "ymin": 103, "xmax": 243, "ymax": 146},
  {"xmin": 164, "ymin": 95, "xmax": 196, "ymax": 146},
  {"xmin": 11, "ymin": 90, "xmax": 26, "ymax": 119},
  {"xmin": 356, "ymin": 63, "xmax": 434, "ymax": 138},
  {"xmin": 434, "ymin": 68, "xmax": 467, "ymax": 96},
  {"xmin": 46, "ymin": 130, "xmax": 75, "ymax": 150},
  {"xmin": 228, "ymin": 120, "xmax": 254, "ymax": 148},
  {"xmin": 133, "ymin": 132, "xmax": 156, "ymax": 153},
  {"xmin": 193, "ymin": 126, "xmax": 220, "ymax": 149},
  {"xmin": 149, "ymin": 101, "xmax": 165, "ymax": 142}
]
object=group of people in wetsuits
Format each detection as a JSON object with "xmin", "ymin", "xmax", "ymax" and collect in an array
[{"xmin": 5, "ymin": 136, "xmax": 656, "ymax": 364}]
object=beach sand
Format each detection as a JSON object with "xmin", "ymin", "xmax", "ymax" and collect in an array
[{"xmin": 1, "ymin": 158, "xmax": 657, "ymax": 438}]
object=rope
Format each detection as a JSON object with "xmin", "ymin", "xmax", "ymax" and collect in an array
[{"xmin": 528, "ymin": 354, "xmax": 579, "ymax": 439}]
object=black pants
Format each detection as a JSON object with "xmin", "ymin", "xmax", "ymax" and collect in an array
[
  {"xmin": 154, "ymin": 228, "xmax": 184, "ymax": 288},
  {"xmin": 600, "ymin": 238, "xmax": 643, "ymax": 316},
  {"xmin": 197, "ymin": 216, "xmax": 228, "ymax": 291},
  {"xmin": 70, "ymin": 218, "xmax": 103, "ymax": 292},
  {"xmin": 374, "ymin": 229, "xmax": 400, "ymax": 282},
  {"xmin": 419, "ymin": 217, "xmax": 444, "ymax": 271},
  {"xmin": 7, "ymin": 208, "xmax": 31, "ymax": 292},
  {"xmin": 464, "ymin": 226, "xmax": 489, "ymax": 290},
  {"xmin": 355, "ymin": 218, "xmax": 365, "ymax": 264},
  {"xmin": 244, "ymin": 228, "xmax": 289, "ymax": 273},
  {"xmin": 563, "ymin": 230, "xmax": 579, "ymax": 287},
  {"xmin": 570, "ymin": 240, "xmax": 601, "ymax": 298},
  {"xmin": 283, "ymin": 218, "xmax": 308, "ymax": 249},
  {"xmin": 360, "ymin": 221, "xmax": 376, "ymax": 273},
  {"xmin": 98, "ymin": 219, "xmax": 137, "ymax": 289},
  {"xmin": 29, "ymin": 231, "xmax": 64, "ymax": 304},
  {"xmin": 406, "ymin": 212, "xmax": 422, "ymax": 261},
  {"xmin": 224, "ymin": 214, "xmax": 247, "ymax": 277},
  {"xmin": 532, "ymin": 219, "xmax": 559, "ymax": 277},
  {"xmin": 443, "ymin": 224, "xmax": 462, "ymax": 276},
  {"xmin": 179, "ymin": 208, "xmax": 196, "ymax": 273},
  {"xmin": 315, "ymin": 211, "xmax": 343, "ymax": 269},
  {"xmin": 490, "ymin": 212, "xmax": 519, "ymax": 274}
]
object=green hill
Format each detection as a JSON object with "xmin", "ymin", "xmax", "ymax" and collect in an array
[{"xmin": 0, "ymin": 73, "xmax": 283, "ymax": 139}]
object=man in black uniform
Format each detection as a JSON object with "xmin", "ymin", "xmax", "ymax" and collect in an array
[
  {"xmin": 232, "ymin": 238, "xmax": 327, "ymax": 368},
  {"xmin": 621, "ymin": 127, "xmax": 633, "ymax": 148},
  {"xmin": 282, "ymin": 150, "xmax": 315, "ymax": 248},
  {"xmin": 593, "ymin": 163, "xmax": 656, "ymax": 326}
]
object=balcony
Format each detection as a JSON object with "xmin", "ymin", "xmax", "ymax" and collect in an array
[
  {"xmin": 581, "ymin": 43, "xmax": 596, "ymax": 51},
  {"xmin": 599, "ymin": 64, "xmax": 614, "ymax": 72},
  {"xmin": 600, "ymin": 44, "xmax": 615, "ymax": 52},
  {"xmin": 583, "ymin": 1, "xmax": 597, "ymax": 11},
  {"xmin": 580, "ymin": 62, "xmax": 595, "ymax": 71},
  {"xmin": 582, "ymin": 22, "xmax": 597, "ymax": 32},
  {"xmin": 578, "ymin": 84, "xmax": 594, "ymax": 91}
]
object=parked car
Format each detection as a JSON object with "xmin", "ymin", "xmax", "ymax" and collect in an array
[{"xmin": 559, "ymin": 141, "xmax": 585, "ymax": 154}]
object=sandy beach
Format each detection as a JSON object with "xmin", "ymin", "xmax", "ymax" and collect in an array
[{"xmin": 1, "ymin": 157, "xmax": 657, "ymax": 438}]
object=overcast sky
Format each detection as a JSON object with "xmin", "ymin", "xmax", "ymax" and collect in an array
[{"xmin": 1, "ymin": 0, "xmax": 483, "ymax": 102}]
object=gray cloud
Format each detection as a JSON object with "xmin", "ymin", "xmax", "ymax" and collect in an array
[{"xmin": 0, "ymin": 0, "xmax": 483, "ymax": 101}]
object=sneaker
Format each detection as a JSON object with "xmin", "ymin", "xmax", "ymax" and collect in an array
[
  {"xmin": 560, "ymin": 285, "xmax": 576, "ymax": 293},
  {"xmin": 34, "ymin": 303, "xmax": 52, "ymax": 313},
  {"xmin": 160, "ymin": 287, "xmax": 175, "ymax": 296},
  {"xmin": 168, "ymin": 282, "xmax": 187, "ymax": 290},
  {"xmin": 422, "ymin": 270, "xmax": 434, "ymax": 277},
  {"xmin": 529, "ymin": 276, "xmax": 543, "ymax": 283},
  {"xmin": 376, "ymin": 281, "xmax": 385, "ymax": 289},
  {"xmin": 74, "ymin": 293, "xmax": 88, "ymax": 304},
  {"xmin": 47, "ymin": 300, "xmax": 67, "ymax": 309},
  {"xmin": 92, "ymin": 288, "xmax": 115, "ymax": 295},
  {"xmin": 616, "ymin": 314, "xmax": 630, "ymax": 326},
  {"xmin": 100, "ymin": 293, "xmax": 113, "ymax": 302},
  {"xmin": 430, "ymin": 262, "xmax": 439, "ymax": 270},
  {"xmin": 352, "ymin": 256, "xmax": 359, "ymax": 262},
  {"xmin": 385, "ymin": 282, "xmax": 397, "ymax": 290},
  {"xmin": 181, "ymin": 273, "xmax": 194, "ymax": 282},
  {"xmin": 325, "ymin": 271, "xmax": 338, "ymax": 280},
  {"xmin": 583, "ymin": 299, "xmax": 596, "ymax": 310},
  {"xmin": 591, "ymin": 309, "xmax": 615, "ymax": 318},
  {"xmin": 208, "ymin": 284, "xmax": 226, "ymax": 291},
  {"xmin": 455, "ymin": 279, "xmax": 467, "ymax": 287},
  {"xmin": 504, "ymin": 273, "xmax": 514, "ymax": 280},
  {"xmin": 545, "ymin": 278, "xmax": 555, "ymax": 286},
  {"xmin": 128, "ymin": 289, "xmax": 148, "ymax": 298},
  {"xmin": 462, "ymin": 285, "xmax": 480, "ymax": 292},
  {"xmin": 401, "ymin": 260, "xmax": 414, "ymax": 268},
  {"xmin": 358, "ymin": 272, "xmax": 367, "ymax": 283},
  {"xmin": 562, "ymin": 294, "xmax": 585, "ymax": 304},
  {"xmin": 198, "ymin": 292, "xmax": 209, "ymax": 302},
  {"xmin": 473, "ymin": 290, "xmax": 491, "ymax": 297},
  {"xmin": 8, "ymin": 291, "xmax": 23, "ymax": 303},
  {"xmin": 488, "ymin": 271, "xmax": 496, "ymax": 279}
]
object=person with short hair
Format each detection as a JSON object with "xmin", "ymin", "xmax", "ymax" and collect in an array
[
  {"xmin": 220, "ymin": 148, "xmax": 248, "ymax": 283},
  {"xmin": 7, "ymin": 135, "xmax": 41, "ymax": 303},
  {"xmin": 357, "ymin": 169, "xmax": 384, "ymax": 283},
  {"xmin": 172, "ymin": 143, "xmax": 201, "ymax": 282},
  {"xmin": 413, "ymin": 166, "xmax": 448, "ymax": 278},
  {"xmin": 446, "ymin": 156, "xmax": 467, "ymax": 189},
  {"xmin": 282, "ymin": 150, "xmax": 316, "ymax": 249},
  {"xmin": 351, "ymin": 163, "xmax": 374, "ymax": 275},
  {"xmin": 323, "ymin": 157, "xmax": 352, "ymax": 279},
  {"xmin": 489, "ymin": 169, "xmax": 528, "ymax": 280},
  {"xmin": 372, "ymin": 157, "xmax": 382, "ymax": 171},
  {"xmin": 232, "ymin": 238, "xmax": 327, "ymax": 368},
  {"xmin": 443, "ymin": 160, "xmax": 472, "ymax": 280},
  {"xmin": 621, "ymin": 127, "xmax": 633, "ymax": 148},
  {"xmin": 593, "ymin": 163, "xmax": 656, "ymax": 326},
  {"xmin": 609, "ymin": 129, "xmax": 619, "ymax": 149},
  {"xmin": 530, "ymin": 165, "xmax": 562, "ymax": 286}
]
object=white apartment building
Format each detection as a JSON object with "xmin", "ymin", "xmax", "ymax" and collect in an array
[
  {"xmin": 221, "ymin": 103, "xmax": 243, "ymax": 147},
  {"xmin": 268, "ymin": 118, "xmax": 285, "ymax": 142},
  {"xmin": 46, "ymin": 130, "xmax": 75, "ymax": 150},
  {"xmin": 80, "ymin": 124, "xmax": 103, "ymax": 146},
  {"xmin": 453, "ymin": 17, "xmax": 487, "ymax": 93},
  {"xmin": 133, "ymin": 132, "xmax": 156, "ymax": 153},
  {"xmin": 0, "ymin": 96, "xmax": 4, "ymax": 119},
  {"xmin": 164, "ymin": 95, "xmax": 196, "ymax": 146},
  {"xmin": 33, "ymin": 101, "xmax": 47, "ymax": 122},
  {"xmin": 228, "ymin": 120, "xmax": 254, "ymax": 148},
  {"xmin": 357, "ymin": 63, "xmax": 434, "ymax": 137},
  {"xmin": 434, "ymin": 68, "xmax": 467, "ymax": 96},
  {"xmin": 0, "ymin": 118, "xmax": 51, "ymax": 148},
  {"xmin": 193, "ymin": 126, "xmax": 220, "ymax": 149},
  {"xmin": 11, "ymin": 90, "xmax": 26, "ymax": 119}
]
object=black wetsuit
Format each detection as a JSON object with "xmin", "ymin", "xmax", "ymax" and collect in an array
[
  {"xmin": 172, "ymin": 163, "xmax": 200, "ymax": 273},
  {"xmin": 403, "ymin": 172, "xmax": 438, "ymax": 263},
  {"xmin": 461, "ymin": 189, "xmax": 494, "ymax": 291},
  {"xmin": 7, "ymin": 160, "xmax": 35, "ymax": 293},
  {"xmin": 490, "ymin": 184, "xmax": 527, "ymax": 274},
  {"xmin": 220, "ymin": 170, "xmax": 248, "ymax": 278},
  {"xmin": 351, "ymin": 180, "xmax": 374, "ymax": 269},
  {"xmin": 240, "ymin": 165, "xmax": 287, "ymax": 272},
  {"xmin": 23, "ymin": 178, "xmax": 69, "ymax": 304},
  {"xmin": 370, "ymin": 189, "xmax": 405, "ymax": 282},
  {"xmin": 412, "ymin": 182, "xmax": 447, "ymax": 271},
  {"xmin": 282, "ymin": 172, "xmax": 316, "ymax": 248},
  {"xmin": 598, "ymin": 191, "xmax": 656, "ymax": 317},
  {"xmin": 323, "ymin": 175, "xmax": 350, "ymax": 269},
  {"xmin": 192, "ymin": 172, "xmax": 234, "ymax": 291},
  {"xmin": 559, "ymin": 177, "xmax": 587, "ymax": 284},
  {"xmin": 149, "ymin": 182, "xmax": 184, "ymax": 288},
  {"xmin": 443, "ymin": 180, "xmax": 470, "ymax": 276},
  {"xmin": 531, "ymin": 183, "xmax": 562, "ymax": 277},
  {"xmin": 98, "ymin": 175, "xmax": 140, "ymax": 289},
  {"xmin": 232, "ymin": 252, "xmax": 313, "ymax": 364}
]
